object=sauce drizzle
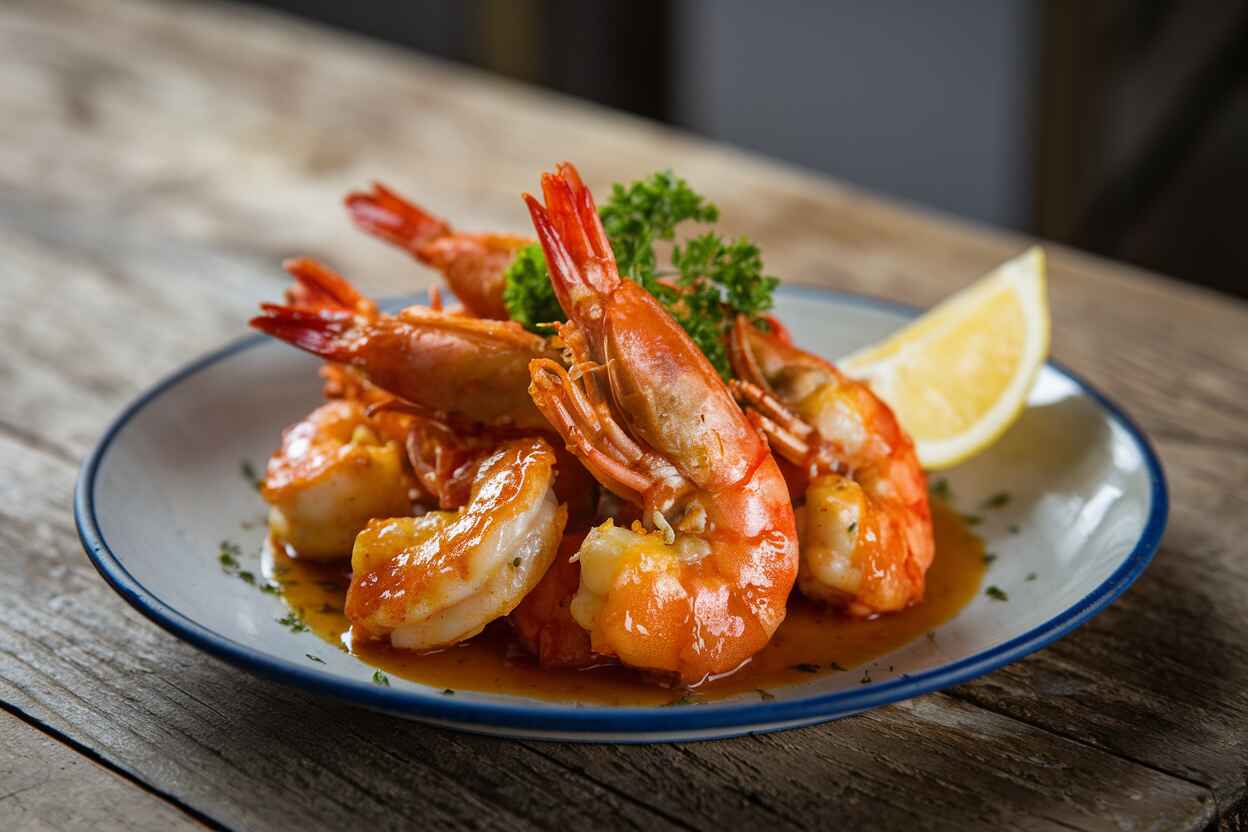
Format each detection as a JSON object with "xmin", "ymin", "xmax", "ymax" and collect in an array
[{"xmin": 266, "ymin": 500, "xmax": 983, "ymax": 705}]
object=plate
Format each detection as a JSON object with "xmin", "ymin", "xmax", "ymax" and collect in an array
[{"xmin": 75, "ymin": 287, "xmax": 1167, "ymax": 742}]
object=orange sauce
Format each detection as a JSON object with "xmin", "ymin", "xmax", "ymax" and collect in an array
[{"xmin": 265, "ymin": 500, "xmax": 983, "ymax": 705}]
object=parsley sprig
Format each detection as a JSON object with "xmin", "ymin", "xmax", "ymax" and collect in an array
[{"xmin": 502, "ymin": 170, "xmax": 778, "ymax": 379}]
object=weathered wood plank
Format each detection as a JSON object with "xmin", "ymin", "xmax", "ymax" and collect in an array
[
  {"xmin": 0, "ymin": 0, "xmax": 1244, "ymax": 829},
  {"xmin": 0, "ymin": 709, "xmax": 205, "ymax": 832}
]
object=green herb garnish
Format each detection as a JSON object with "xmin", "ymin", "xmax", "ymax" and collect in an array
[
  {"xmin": 828, "ymin": 661, "xmax": 848, "ymax": 672},
  {"xmin": 846, "ymin": 522, "xmax": 858, "ymax": 535},
  {"xmin": 241, "ymin": 460, "xmax": 263, "ymax": 491},
  {"xmin": 986, "ymin": 586, "xmax": 1009, "ymax": 602},
  {"xmin": 442, "ymin": 688, "xmax": 455, "ymax": 696},
  {"xmin": 306, "ymin": 654, "xmax": 325, "ymax": 664},
  {"xmin": 218, "ymin": 540, "xmax": 241, "ymax": 572},
  {"xmin": 1025, "ymin": 572, "xmax": 1037, "ymax": 582},
  {"xmin": 259, "ymin": 583, "xmax": 279, "ymax": 595},
  {"xmin": 277, "ymin": 611, "xmax": 308, "ymax": 633},
  {"xmin": 981, "ymin": 492, "xmax": 1011, "ymax": 509},
  {"xmin": 929, "ymin": 478, "xmax": 951, "ymax": 500},
  {"xmin": 237, "ymin": 570, "xmax": 256, "ymax": 585},
  {"xmin": 982, "ymin": 553, "xmax": 997, "ymax": 565},
  {"xmin": 500, "ymin": 244, "xmax": 563, "ymax": 331},
  {"xmin": 664, "ymin": 693, "xmax": 701, "ymax": 707},
  {"xmin": 791, "ymin": 663, "xmax": 821, "ymax": 673},
  {"xmin": 503, "ymin": 170, "xmax": 777, "ymax": 379},
  {"xmin": 756, "ymin": 688, "xmax": 775, "ymax": 701},
  {"xmin": 372, "ymin": 670, "xmax": 390, "ymax": 687},
  {"xmin": 962, "ymin": 514, "xmax": 983, "ymax": 527},
  {"xmin": 512, "ymin": 557, "xmax": 521, "ymax": 568},
  {"xmin": 1008, "ymin": 524, "xmax": 1021, "ymax": 535},
  {"xmin": 860, "ymin": 669, "xmax": 872, "ymax": 685}
]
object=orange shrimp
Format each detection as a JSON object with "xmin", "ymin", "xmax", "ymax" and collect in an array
[
  {"xmin": 250, "ymin": 257, "xmax": 558, "ymax": 432},
  {"xmin": 729, "ymin": 317, "xmax": 934, "ymax": 616},
  {"xmin": 522, "ymin": 163, "xmax": 798, "ymax": 686},
  {"xmin": 262, "ymin": 399, "xmax": 415, "ymax": 560},
  {"xmin": 346, "ymin": 183, "xmax": 527, "ymax": 320},
  {"xmin": 508, "ymin": 531, "xmax": 600, "ymax": 670},
  {"xmin": 346, "ymin": 437, "xmax": 567, "ymax": 650}
]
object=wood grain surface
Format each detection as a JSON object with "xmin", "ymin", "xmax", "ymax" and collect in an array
[{"xmin": 1, "ymin": 0, "xmax": 1246, "ymax": 830}]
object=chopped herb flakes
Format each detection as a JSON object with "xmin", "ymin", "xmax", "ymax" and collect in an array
[
  {"xmin": 237, "ymin": 570, "xmax": 256, "ymax": 585},
  {"xmin": 1008, "ymin": 524, "xmax": 1021, "ymax": 535},
  {"xmin": 756, "ymin": 688, "xmax": 775, "ymax": 701},
  {"xmin": 925, "ymin": 631, "xmax": 937, "ymax": 643},
  {"xmin": 986, "ymin": 586, "xmax": 1009, "ymax": 602},
  {"xmin": 372, "ymin": 670, "xmax": 390, "ymax": 687},
  {"xmin": 511, "ymin": 557, "xmax": 521, "ymax": 568},
  {"xmin": 962, "ymin": 514, "xmax": 984, "ymax": 526},
  {"xmin": 218, "ymin": 541, "xmax": 241, "ymax": 571},
  {"xmin": 982, "ymin": 553, "xmax": 997, "ymax": 565},
  {"xmin": 259, "ymin": 583, "xmax": 280, "ymax": 595},
  {"xmin": 846, "ymin": 522, "xmax": 857, "ymax": 534},
  {"xmin": 860, "ymin": 670, "xmax": 872, "ymax": 685},
  {"xmin": 664, "ymin": 693, "xmax": 701, "ymax": 707},
  {"xmin": 828, "ymin": 661, "xmax": 848, "ymax": 672},
  {"xmin": 981, "ymin": 492, "xmax": 1011, "ymax": 509},
  {"xmin": 277, "ymin": 611, "xmax": 308, "ymax": 633},
  {"xmin": 1025, "ymin": 572, "xmax": 1037, "ymax": 582},
  {"xmin": 929, "ymin": 478, "xmax": 951, "ymax": 500},
  {"xmin": 791, "ymin": 663, "xmax": 821, "ymax": 673},
  {"xmin": 240, "ymin": 460, "xmax": 263, "ymax": 491},
  {"xmin": 442, "ymin": 688, "xmax": 455, "ymax": 696},
  {"xmin": 305, "ymin": 654, "xmax": 325, "ymax": 664}
]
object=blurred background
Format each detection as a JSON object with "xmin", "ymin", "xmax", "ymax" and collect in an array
[{"xmin": 248, "ymin": 0, "xmax": 1246, "ymax": 298}]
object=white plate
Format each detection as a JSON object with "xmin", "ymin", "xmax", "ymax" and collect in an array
[{"xmin": 75, "ymin": 287, "xmax": 1167, "ymax": 742}]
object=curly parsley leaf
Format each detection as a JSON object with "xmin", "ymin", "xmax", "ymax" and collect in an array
[
  {"xmin": 501, "ymin": 170, "xmax": 777, "ymax": 379},
  {"xmin": 502, "ymin": 243, "xmax": 562, "ymax": 331},
  {"xmin": 599, "ymin": 169, "xmax": 718, "ymax": 282}
]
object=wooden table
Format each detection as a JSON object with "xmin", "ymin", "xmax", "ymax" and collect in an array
[{"xmin": 3, "ymin": 1, "xmax": 1246, "ymax": 829}]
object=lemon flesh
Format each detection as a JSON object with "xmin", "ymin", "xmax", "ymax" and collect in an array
[{"xmin": 842, "ymin": 247, "xmax": 1050, "ymax": 470}]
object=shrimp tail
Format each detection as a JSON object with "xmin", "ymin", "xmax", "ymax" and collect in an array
[
  {"xmin": 250, "ymin": 305, "xmax": 358, "ymax": 362},
  {"xmin": 523, "ymin": 162, "xmax": 618, "ymax": 322},
  {"xmin": 280, "ymin": 257, "xmax": 374, "ymax": 314},
  {"xmin": 345, "ymin": 182, "xmax": 452, "ymax": 252}
]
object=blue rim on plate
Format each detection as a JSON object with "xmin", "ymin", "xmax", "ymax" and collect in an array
[{"xmin": 74, "ymin": 287, "xmax": 1168, "ymax": 739}]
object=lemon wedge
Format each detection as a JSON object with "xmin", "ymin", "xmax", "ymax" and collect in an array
[{"xmin": 841, "ymin": 247, "xmax": 1050, "ymax": 470}]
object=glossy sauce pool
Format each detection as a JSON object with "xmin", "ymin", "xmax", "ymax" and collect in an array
[{"xmin": 265, "ymin": 500, "xmax": 984, "ymax": 705}]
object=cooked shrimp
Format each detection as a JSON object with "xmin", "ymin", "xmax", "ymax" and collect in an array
[
  {"xmin": 346, "ymin": 183, "xmax": 527, "ymax": 320},
  {"xmin": 523, "ymin": 163, "xmax": 798, "ymax": 685},
  {"xmin": 251, "ymin": 257, "xmax": 559, "ymax": 432},
  {"xmin": 262, "ymin": 400, "xmax": 415, "ymax": 560},
  {"xmin": 729, "ymin": 317, "xmax": 934, "ymax": 616},
  {"xmin": 508, "ymin": 531, "xmax": 600, "ymax": 669},
  {"xmin": 345, "ymin": 437, "xmax": 567, "ymax": 650}
]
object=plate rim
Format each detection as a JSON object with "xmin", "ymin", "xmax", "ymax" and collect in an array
[{"xmin": 74, "ymin": 286, "xmax": 1169, "ymax": 738}]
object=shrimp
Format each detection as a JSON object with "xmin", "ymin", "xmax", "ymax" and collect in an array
[
  {"xmin": 345, "ymin": 437, "xmax": 567, "ymax": 650},
  {"xmin": 262, "ymin": 400, "xmax": 415, "ymax": 560},
  {"xmin": 728, "ymin": 317, "xmax": 934, "ymax": 616},
  {"xmin": 250, "ymin": 257, "xmax": 559, "ymax": 432},
  {"xmin": 346, "ymin": 183, "xmax": 527, "ymax": 320},
  {"xmin": 523, "ymin": 163, "xmax": 798, "ymax": 685},
  {"xmin": 508, "ymin": 531, "xmax": 600, "ymax": 669}
]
